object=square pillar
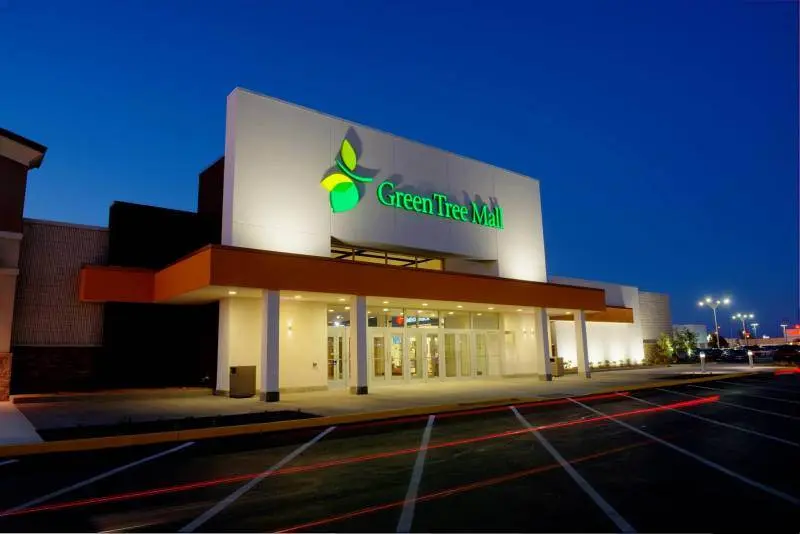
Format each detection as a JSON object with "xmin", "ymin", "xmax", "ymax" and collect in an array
[
  {"xmin": 575, "ymin": 310, "xmax": 591, "ymax": 378},
  {"xmin": 349, "ymin": 295, "xmax": 368, "ymax": 395},
  {"xmin": 261, "ymin": 289, "xmax": 281, "ymax": 402},
  {"xmin": 534, "ymin": 308, "xmax": 552, "ymax": 381}
]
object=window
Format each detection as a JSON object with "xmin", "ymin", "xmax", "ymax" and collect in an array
[{"xmin": 331, "ymin": 240, "xmax": 442, "ymax": 271}]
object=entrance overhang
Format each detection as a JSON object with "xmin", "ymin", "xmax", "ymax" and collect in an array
[{"xmin": 80, "ymin": 244, "xmax": 608, "ymax": 312}]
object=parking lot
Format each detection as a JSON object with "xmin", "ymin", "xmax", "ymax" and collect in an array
[{"xmin": 0, "ymin": 371, "xmax": 798, "ymax": 532}]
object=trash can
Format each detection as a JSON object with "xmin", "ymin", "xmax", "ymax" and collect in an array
[
  {"xmin": 551, "ymin": 357, "xmax": 565, "ymax": 377},
  {"xmin": 229, "ymin": 365, "xmax": 256, "ymax": 398}
]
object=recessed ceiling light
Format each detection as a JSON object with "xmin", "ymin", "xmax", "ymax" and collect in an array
[
  {"xmin": 294, "ymin": 295, "xmax": 302, "ymax": 299},
  {"xmin": 477, "ymin": 313, "xmax": 483, "ymax": 316},
  {"xmin": 382, "ymin": 308, "xmax": 389, "ymax": 312},
  {"xmin": 382, "ymin": 300, "xmax": 389, "ymax": 304},
  {"xmin": 345, "ymin": 306, "xmax": 351, "ymax": 310},
  {"xmin": 422, "ymin": 303, "xmax": 428, "ymax": 307},
  {"xmin": 338, "ymin": 298, "xmax": 346, "ymax": 302},
  {"xmin": 328, "ymin": 309, "xmax": 334, "ymax": 312},
  {"xmin": 417, "ymin": 310, "xmax": 422, "ymax": 313},
  {"xmin": 337, "ymin": 315, "xmax": 342, "ymax": 319},
  {"xmin": 227, "ymin": 290, "xmax": 237, "ymax": 295},
  {"xmin": 367, "ymin": 310, "xmax": 371, "ymax": 314},
  {"xmin": 448, "ymin": 311, "xmax": 454, "ymax": 315},
  {"xmin": 488, "ymin": 307, "xmax": 494, "ymax": 310},
  {"xmin": 516, "ymin": 308, "xmax": 522, "ymax": 312},
  {"xmin": 456, "ymin": 305, "xmax": 463, "ymax": 309}
]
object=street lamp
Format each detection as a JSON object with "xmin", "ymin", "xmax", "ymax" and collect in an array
[
  {"xmin": 781, "ymin": 323, "xmax": 789, "ymax": 342},
  {"xmin": 732, "ymin": 313, "xmax": 755, "ymax": 346},
  {"xmin": 751, "ymin": 322, "xmax": 760, "ymax": 339},
  {"xmin": 698, "ymin": 296, "xmax": 730, "ymax": 348}
]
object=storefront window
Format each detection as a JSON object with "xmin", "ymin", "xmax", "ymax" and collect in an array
[
  {"xmin": 442, "ymin": 311, "xmax": 470, "ymax": 329},
  {"xmin": 472, "ymin": 312, "xmax": 500, "ymax": 330},
  {"xmin": 406, "ymin": 309, "xmax": 439, "ymax": 328}
]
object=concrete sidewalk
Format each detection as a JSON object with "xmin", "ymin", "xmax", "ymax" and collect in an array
[
  {"xmin": 0, "ymin": 403, "xmax": 43, "ymax": 445},
  {"xmin": 6, "ymin": 363, "xmax": 773, "ymax": 440}
]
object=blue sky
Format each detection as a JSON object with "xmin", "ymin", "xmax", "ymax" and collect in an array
[{"xmin": 2, "ymin": 0, "xmax": 797, "ymax": 336}]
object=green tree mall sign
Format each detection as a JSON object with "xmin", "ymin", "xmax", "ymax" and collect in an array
[{"xmin": 320, "ymin": 138, "xmax": 504, "ymax": 230}]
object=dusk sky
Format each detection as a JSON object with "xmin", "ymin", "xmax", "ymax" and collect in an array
[{"xmin": 2, "ymin": 0, "xmax": 797, "ymax": 336}]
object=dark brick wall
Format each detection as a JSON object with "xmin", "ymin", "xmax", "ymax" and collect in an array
[
  {"xmin": 10, "ymin": 346, "xmax": 102, "ymax": 394},
  {"xmin": 108, "ymin": 202, "xmax": 218, "ymax": 269},
  {"xmin": 103, "ymin": 302, "xmax": 218, "ymax": 389},
  {"xmin": 197, "ymin": 157, "xmax": 224, "ymax": 245},
  {"xmin": 13, "ymin": 220, "xmax": 108, "ymax": 346}
]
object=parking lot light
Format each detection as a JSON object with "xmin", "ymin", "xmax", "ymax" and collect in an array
[
  {"xmin": 698, "ymin": 296, "xmax": 730, "ymax": 348},
  {"xmin": 781, "ymin": 323, "xmax": 789, "ymax": 341}
]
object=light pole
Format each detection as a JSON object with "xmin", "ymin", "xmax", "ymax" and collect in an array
[
  {"xmin": 733, "ymin": 313, "xmax": 755, "ymax": 346},
  {"xmin": 781, "ymin": 323, "xmax": 789, "ymax": 342},
  {"xmin": 751, "ymin": 322, "xmax": 759, "ymax": 340},
  {"xmin": 698, "ymin": 296, "xmax": 730, "ymax": 348}
]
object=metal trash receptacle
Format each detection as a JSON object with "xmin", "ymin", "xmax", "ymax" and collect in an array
[
  {"xmin": 551, "ymin": 357, "xmax": 565, "ymax": 377},
  {"xmin": 229, "ymin": 365, "xmax": 256, "ymax": 398}
]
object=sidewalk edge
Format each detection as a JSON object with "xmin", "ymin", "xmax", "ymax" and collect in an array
[{"xmin": 0, "ymin": 371, "xmax": 759, "ymax": 458}]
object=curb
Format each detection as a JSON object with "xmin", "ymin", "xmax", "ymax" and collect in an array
[{"xmin": 0, "ymin": 370, "xmax": 761, "ymax": 459}]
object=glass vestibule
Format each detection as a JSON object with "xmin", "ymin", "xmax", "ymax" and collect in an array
[{"xmin": 329, "ymin": 306, "xmax": 501, "ymax": 386}]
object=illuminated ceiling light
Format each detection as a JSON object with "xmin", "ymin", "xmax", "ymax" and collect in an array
[
  {"xmin": 417, "ymin": 310, "xmax": 423, "ymax": 313},
  {"xmin": 382, "ymin": 300, "xmax": 389, "ymax": 304},
  {"xmin": 338, "ymin": 298, "xmax": 346, "ymax": 302},
  {"xmin": 422, "ymin": 303, "xmax": 428, "ymax": 307},
  {"xmin": 456, "ymin": 305, "xmax": 463, "ymax": 309},
  {"xmin": 345, "ymin": 306, "xmax": 351, "ymax": 310},
  {"xmin": 227, "ymin": 290, "xmax": 237, "ymax": 295},
  {"xmin": 336, "ymin": 315, "xmax": 342, "ymax": 319},
  {"xmin": 477, "ymin": 313, "xmax": 483, "ymax": 316},
  {"xmin": 382, "ymin": 308, "xmax": 389, "ymax": 312},
  {"xmin": 488, "ymin": 307, "xmax": 494, "ymax": 310},
  {"xmin": 516, "ymin": 308, "xmax": 522, "ymax": 312},
  {"xmin": 294, "ymin": 295, "xmax": 302, "ymax": 299},
  {"xmin": 367, "ymin": 310, "xmax": 372, "ymax": 314},
  {"xmin": 448, "ymin": 311, "xmax": 454, "ymax": 315},
  {"xmin": 328, "ymin": 309, "xmax": 334, "ymax": 312}
]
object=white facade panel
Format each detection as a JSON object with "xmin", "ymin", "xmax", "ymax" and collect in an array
[{"xmin": 223, "ymin": 88, "xmax": 547, "ymax": 282}]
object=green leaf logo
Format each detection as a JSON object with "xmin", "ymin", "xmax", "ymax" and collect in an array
[
  {"xmin": 321, "ymin": 137, "xmax": 374, "ymax": 213},
  {"xmin": 341, "ymin": 139, "xmax": 357, "ymax": 171}
]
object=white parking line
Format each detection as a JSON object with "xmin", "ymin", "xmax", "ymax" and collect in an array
[
  {"xmin": 689, "ymin": 384, "xmax": 800, "ymax": 405},
  {"xmin": 179, "ymin": 426, "xmax": 335, "ymax": 533},
  {"xmin": 511, "ymin": 406, "xmax": 636, "ymax": 533},
  {"xmin": 569, "ymin": 399, "xmax": 800, "ymax": 506},
  {"xmin": 396, "ymin": 415, "xmax": 435, "ymax": 533},
  {"xmin": 628, "ymin": 394, "xmax": 799, "ymax": 448},
  {"xmin": 657, "ymin": 389, "xmax": 800, "ymax": 422},
  {"xmin": 6, "ymin": 441, "xmax": 195, "ymax": 514},
  {"xmin": 0, "ymin": 459, "xmax": 18, "ymax": 468}
]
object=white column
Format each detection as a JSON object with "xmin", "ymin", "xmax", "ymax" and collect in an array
[
  {"xmin": 215, "ymin": 298, "xmax": 232, "ymax": 394},
  {"xmin": 575, "ymin": 310, "xmax": 591, "ymax": 379},
  {"xmin": 349, "ymin": 295, "xmax": 368, "ymax": 394},
  {"xmin": 261, "ymin": 289, "xmax": 281, "ymax": 401},
  {"xmin": 534, "ymin": 308, "xmax": 552, "ymax": 381}
]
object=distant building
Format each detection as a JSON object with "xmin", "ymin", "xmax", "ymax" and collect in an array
[{"xmin": 673, "ymin": 324, "xmax": 709, "ymax": 347}]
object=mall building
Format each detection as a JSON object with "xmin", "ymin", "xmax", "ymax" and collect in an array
[{"xmin": 0, "ymin": 89, "xmax": 671, "ymax": 401}]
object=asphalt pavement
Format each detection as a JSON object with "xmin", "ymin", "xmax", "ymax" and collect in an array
[{"xmin": 0, "ymin": 372, "xmax": 798, "ymax": 532}]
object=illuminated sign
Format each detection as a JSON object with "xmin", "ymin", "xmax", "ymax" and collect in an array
[
  {"xmin": 320, "ymin": 136, "xmax": 503, "ymax": 229},
  {"xmin": 377, "ymin": 181, "xmax": 503, "ymax": 229}
]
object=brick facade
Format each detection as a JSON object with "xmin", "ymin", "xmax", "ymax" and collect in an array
[
  {"xmin": 0, "ymin": 353, "xmax": 10, "ymax": 400},
  {"xmin": 10, "ymin": 220, "xmax": 108, "ymax": 394},
  {"xmin": 13, "ymin": 220, "xmax": 108, "ymax": 346}
]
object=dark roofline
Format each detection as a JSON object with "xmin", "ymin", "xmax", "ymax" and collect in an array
[{"xmin": 0, "ymin": 128, "xmax": 47, "ymax": 155}]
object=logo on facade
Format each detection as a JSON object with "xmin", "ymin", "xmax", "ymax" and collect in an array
[
  {"xmin": 321, "ymin": 133, "xmax": 504, "ymax": 229},
  {"xmin": 320, "ymin": 138, "xmax": 373, "ymax": 213}
]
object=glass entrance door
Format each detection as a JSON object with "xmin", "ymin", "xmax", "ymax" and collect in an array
[
  {"xmin": 425, "ymin": 332, "xmax": 441, "ymax": 379},
  {"xmin": 389, "ymin": 333, "xmax": 404, "ymax": 380},
  {"xmin": 327, "ymin": 327, "xmax": 348, "ymax": 385},
  {"xmin": 369, "ymin": 331, "xmax": 387, "ymax": 382},
  {"xmin": 408, "ymin": 333, "xmax": 424, "ymax": 380}
]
